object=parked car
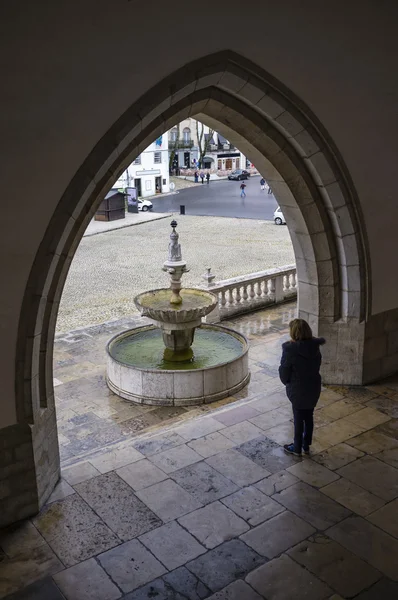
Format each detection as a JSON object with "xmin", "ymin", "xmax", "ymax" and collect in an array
[
  {"xmin": 228, "ymin": 169, "xmax": 250, "ymax": 181},
  {"xmin": 138, "ymin": 199, "xmax": 153, "ymax": 212},
  {"xmin": 274, "ymin": 206, "xmax": 286, "ymax": 225}
]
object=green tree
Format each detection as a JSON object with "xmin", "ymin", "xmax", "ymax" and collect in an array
[
  {"xmin": 196, "ymin": 121, "xmax": 215, "ymax": 169},
  {"xmin": 168, "ymin": 124, "xmax": 180, "ymax": 173}
]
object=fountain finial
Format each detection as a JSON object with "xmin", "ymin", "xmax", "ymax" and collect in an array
[
  {"xmin": 163, "ymin": 220, "xmax": 188, "ymax": 304},
  {"xmin": 168, "ymin": 220, "xmax": 182, "ymax": 262}
]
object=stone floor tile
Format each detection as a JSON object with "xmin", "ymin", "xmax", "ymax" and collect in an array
[
  {"xmin": 376, "ymin": 418, "xmax": 398, "ymax": 440},
  {"xmin": 33, "ymin": 494, "xmax": 119, "ymax": 567},
  {"xmin": 87, "ymin": 442, "xmax": 144, "ymax": 473},
  {"xmin": 62, "ymin": 461, "xmax": 101, "ymax": 486},
  {"xmin": 240, "ymin": 510, "xmax": 315, "ymax": 558},
  {"xmin": 171, "ymin": 461, "xmax": 239, "ymax": 505},
  {"xmin": 2, "ymin": 577, "xmax": 65, "ymax": 600},
  {"xmin": 220, "ymin": 421, "xmax": 264, "ymax": 444},
  {"xmin": 206, "ymin": 449, "xmax": 270, "ymax": 487},
  {"xmin": 53, "ymin": 558, "xmax": 121, "ymax": 600},
  {"xmin": 288, "ymin": 534, "xmax": 381, "ymax": 597},
  {"xmin": 98, "ymin": 539, "xmax": 166, "ymax": 594},
  {"xmin": 163, "ymin": 566, "xmax": 210, "ymax": 599},
  {"xmin": 336, "ymin": 455, "xmax": 398, "ymax": 501},
  {"xmin": 235, "ymin": 435, "xmax": 281, "ymax": 467},
  {"xmin": 255, "ymin": 470, "xmax": 299, "ymax": 495},
  {"xmin": 248, "ymin": 405, "xmax": 292, "ymax": 431},
  {"xmin": 221, "ymin": 485, "xmax": 285, "ymax": 526},
  {"xmin": 148, "ymin": 444, "xmax": 202, "ymax": 473},
  {"xmin": 47, "ymin": 479, "xmax": 75, "ymax": 503},
  {"xmin": 317, "ymin": 389, "xmax": 345, "ymax": 408},
  {"xmin": 312, "ymin": 443, "xmax": 364, "ymax": 470},
  {"xmin": 187, "ymin": 432, "xmax": 236, "ymax": 458},
  {"xmin": 174, "ymin": 417, "xmax": 225, "ymax": 442},
  {"xmin": 273, "ymin": 482, "xmax": 351, "ymax": 530},
  {"xmin": 346, "ymin": 429, "xmax": 398, "ymax": 454},
  {"xmin": 367, "ymin": 499, "xmax": 398, "ymax": 538},
  {"xmin": 343, "ymin": 407, "xmax": 391, "ymax": 430},
  {"xmin": 317, "ymin": 398, "xmax": 364, "ymax": 421},
  {"xmin": 327, "ymin": 386, "xmax": 379, "ymax": 403},
  {"xmin": 135, "ymin": 478, "xmax": 202, "ymax": 522},
  {"xmin": 286, "ymin": 460, "xmax": 340, "ymax": 488},
  {"xmin": 122, "ymin": 578, "xmax": 186, "ymax": 600},
  {"xmin": 366, "ymin": 395, "xmax": 398, "ymax": 418},
  {"xmin": 248, "ymin": 391, "xmax": 288, "ymax": 413},
  {"xmin": 140, "ymin": 521, "xmax": 206, "ymax": 571},
  {"xmin": 206, "ymin": 580, "xmax": 263, "ymax": 600},
  {"xmin": 133, "ymin": 431, "xmax": 186, "ymax": 456},
  {"xmin": 179, "ymin": 501, "xmax": 249, "ymax": 549},
  {"xmin": 0, "ymin": 521, "xmax": 47, "ymax": 556},
  {"xmin": 313, "ymin": 419, "xmax": 366, "ymax": 447},
  {"xmin": 246, "ymin": 553, "xmax": 332, "ymax": 600},
  {"xmin": 375, "ymin": 447, "xmax": 398, "ymax": 468},
  {"xmin": 327, "ymin": 516, "xmax": 398, "ymax": 580},
  {"xmin": 261, "ymin": 421, "xmax": 295, "ymax": 446},
  {"xmin": 321, "ymin": 477, "xmax": 385, "ymax": 516},
  {"xmin": 186, "ymin": 539, "xmax": 265, "ymax": 592},
  {"xmin": 353, "ymin": 577, "xmax": 398, "ymax": 599},
  {"xmin": 213, "ymin": 405, "xmax": 261, "ymax": 427},
  {"xmin": 74, "ymin": 472, "xmax": 161, "ymax": 541},
  {"xmin": 0, "ymin": 544, "xmax": 63, "ymax": 598},
  {"xmin": 247, "ymin": 445, "xmax": 299, "ymax": 473},
  {"xmin": 116, "ymin": 458, "xmax": 167, "ymax": 491}
]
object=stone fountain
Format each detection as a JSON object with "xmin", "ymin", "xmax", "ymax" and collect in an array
[{"xmin": 106, "ymin": 220, "xmax": 250, "ymax": 405}]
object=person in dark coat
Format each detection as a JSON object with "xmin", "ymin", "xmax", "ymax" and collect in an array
[{"xmin": 279, "ymin": 318, "xmax": 326, "ymax": 456}]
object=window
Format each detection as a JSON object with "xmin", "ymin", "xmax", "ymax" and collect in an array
[
  {"xmin": 134, "ymin": 155, "xmax": 141, "ymax": 165},
  {"xmin": 170, "ymin": 128, "xmax": 178, "ymax": 142},
  {"xmin": 154, "ymin": 152, "xmax": 161, "ymax": 164},
  {"xmin": 183, "ymin": 127, "xmax": 191, "ymax": 143}
]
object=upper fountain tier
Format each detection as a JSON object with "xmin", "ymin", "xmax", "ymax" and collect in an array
[
  {"xmin": 134, "ymin": 220, "xmax": 217, "ymax": 325},
  {"xmin": 134, "ymin": 287, "xmax": 218, "ymax": 324}
]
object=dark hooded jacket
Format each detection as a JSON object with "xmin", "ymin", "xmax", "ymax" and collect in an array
[{"xmin": 279, "ymin": 337, "xmax": 326, "ymax": 409}]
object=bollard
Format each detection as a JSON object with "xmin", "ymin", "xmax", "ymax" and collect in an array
[{"xmin": 180, "ymin": 205, "xmax": 185, "ymax": 215}]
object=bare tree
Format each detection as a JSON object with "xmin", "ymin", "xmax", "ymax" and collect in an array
[
  {"xmin": 196, "ymin": 121, "xmax": 215, "ymax": 169},
  {"xmin": 168, "ymin": 123, "xmax": 180, "ymax": 173}
]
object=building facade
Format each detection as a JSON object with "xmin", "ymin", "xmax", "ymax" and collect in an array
[
  {"xmin": 114, "ymin": 136, "xmax": 169, "ymax": 198},
  {"xmin": 169, "ymin": 119, "xmax": 246, "ymax": 172}
]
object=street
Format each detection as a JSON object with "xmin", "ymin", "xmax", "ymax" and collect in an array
[{"xmin": 152, "ymin": 176, "xmax": 279, "ymax": 220}]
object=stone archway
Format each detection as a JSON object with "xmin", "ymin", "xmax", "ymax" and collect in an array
[{"xmin": 11, "ymin": 50, "xmax": 369, "ymax": 523}]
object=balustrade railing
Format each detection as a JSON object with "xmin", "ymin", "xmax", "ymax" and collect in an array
[{"xmin": 201, "ymin": 265, "xmax": 297, "ymax": 323}]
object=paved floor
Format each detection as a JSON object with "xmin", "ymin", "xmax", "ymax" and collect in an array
[
  {"xmin": 151, "ymin": 178, "xmax": 279, "ymax": 220},
  {"xmin": 84, "ymin": 212, "xmax": 169, "ymax": 237},
  {"xmin": 57, "ymin": 215, "xmax": 293, "ymax": 332},
  {"xmin": 2, "ymin": 303, "xmax": 398, "ymax": 599}
]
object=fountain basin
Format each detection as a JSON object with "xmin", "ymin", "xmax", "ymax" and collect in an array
[
  {"xmin": 134, "ymin": 288, "xmax": 218, "ymax": 323},
  {"xmin": 106, "ymin": 324, "xmax": 250, "ymax": 406}
]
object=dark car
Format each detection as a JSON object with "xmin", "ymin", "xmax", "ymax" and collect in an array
[{"xmin": 228, "ymin": 169, "xmax": 250, "ymax": 181}]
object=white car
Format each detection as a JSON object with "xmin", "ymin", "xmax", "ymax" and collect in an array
[
  {"xmin": 138, "ymin": 199, "xmax": 153, "ymax": 212},
  {"xmin": 274, "ymin": 206, "xmax": 286, "ymax": 225}
]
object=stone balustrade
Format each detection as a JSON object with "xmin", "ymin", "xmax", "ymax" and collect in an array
[{"xmin": 202, "ymin": 265, "xmax": 297, "ymax": 323}]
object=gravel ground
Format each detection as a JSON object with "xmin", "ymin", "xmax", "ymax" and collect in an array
[{"xmin": 57, "ymin": 216, "xmax": 294, "ymax": 333}]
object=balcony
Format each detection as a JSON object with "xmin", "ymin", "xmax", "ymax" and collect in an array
[{"xmin": 168, "ymin": 139, "xmax": 194, "ymax": 149}]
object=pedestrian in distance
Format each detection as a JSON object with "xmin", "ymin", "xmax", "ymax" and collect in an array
[
  {"xmin": 206, "ymin": 171, "xmax": 210, "ymax": 184},
  {"xmin": 260, "ymin": 177, "xmax": 265, "ymax": 190},
  {"xmin": 194, "ymin": 170, "xmax": 199, "ymax": 183},
  {"xmin": 268, "ymin": 185, "xmax": 272, "ymax": 194},
  {"xmin": 279, "ymin": 318, "xmax": 326, "ymax": 457},
  {"xmin": 200, "ymin": 171, "xmax": 205, "ymax": 184},
  {"xmin": 240, "ymin": 182, "xmax": 246, "ymax": 198}
]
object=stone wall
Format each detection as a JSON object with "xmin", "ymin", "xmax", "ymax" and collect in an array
[
  {"xmin": 363, "ymin": 308, "xmax": 398, "ymax": 383},
  {"xmin": 0, "ymin": 408, "xmax": 60, "ymax": 528}
]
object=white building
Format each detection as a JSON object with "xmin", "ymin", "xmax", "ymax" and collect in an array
[
  {"xmin": 114, "ymin": 135, "xmax": 169, "ymax": 198},
  {"xmin": 169, "ymin": 119, "xmax": 247, "ymax": 172}
]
